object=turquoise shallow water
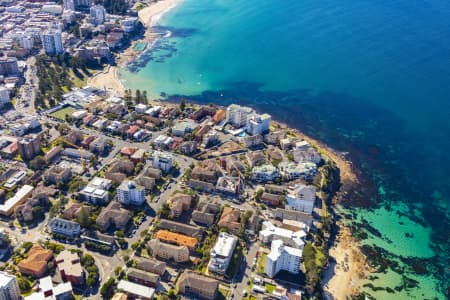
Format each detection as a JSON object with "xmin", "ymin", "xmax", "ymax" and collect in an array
[{"xmin": 121, "ymin": 0, "xmax": 450, "ymax": 298}]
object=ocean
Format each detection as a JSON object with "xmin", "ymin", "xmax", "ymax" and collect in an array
[{"xmin": 120, "ymin": 0, "xmax": 450, "ymax": 298}]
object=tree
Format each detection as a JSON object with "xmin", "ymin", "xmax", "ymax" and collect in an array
[
  {"xmin": 100, "ymin": 277, "xmax": 115, "ymax": 298},
  {"xmin": 29, "ymin": 156, "xmax": 46, "ymax": 170},
  {"xmin": 77, "ymin": 207, "xmax": 91, "ymax": 228},
  {"xmin": 142, "ymin": 90, "xmax": 148, "ymax": 104},
  {"xmin": 179, "ymin": 98, "xmax": 186, "ymax": 111},
  {"xmin": 135, "ymin": 89, "xmax": 141, "ymax": 104}
]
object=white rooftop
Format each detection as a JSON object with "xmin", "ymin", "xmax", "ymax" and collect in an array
[
  {"xmin": 0, "ymin": 185, "xmax": 33, "ymax": 214},
  {"xmin": 211, "ymin": 232, "xmax": 238, "ymax": 258},
  {"xmin": 117, "ymin": 280, "xmax": 155, "ymax": 298}
]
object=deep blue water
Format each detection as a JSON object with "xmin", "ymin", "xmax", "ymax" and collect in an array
[{"xmin": 121, "ymin": 0, "xmax": 450, "ymax": 298}]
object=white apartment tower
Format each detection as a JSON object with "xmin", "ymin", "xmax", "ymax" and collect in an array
[
  {"xmin": 226, "ymin": 104, "xmax": 254, "ymax": 128},
  {"xmin": 265, "ymin": 240, "xmax": 302, "ymax": 278},
  {"xmin": 41, "ymin": 29, "xmax": 64, "ymax": 55},
  {"xmin": 118, "ymin": 181, "xmax": 146, "ymax": 206},
  {"xmin": 0, "ymin": 272, "xmax": 20, "ymax": 300}
]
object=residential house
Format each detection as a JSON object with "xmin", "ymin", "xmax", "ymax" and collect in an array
[
  {"xmin": 252, "ymin": 164, "xmax": 279, "ymax": 182},
  {"xmin": 246, "ymin": 113, "xmax": 271, "ymax": 136},
  {"xmin": 278, "ymin": 161, "xmax": 317, "ymax": 181},
  {"xmin": 43, "ymin": 166, "xmax": 72, "ymax": 185},
  {"xmin": 272, "ymin": 209, "xmax": 314, "ymax": 227},
  {"xmin": 126, "ymin": 268, "xmax": 159, "ymax": 288},
  {"xmin": 96, "ymin": 201, "xmax": 131, "ymax": 232},
  {"xmin": 55, "ymin": 250, "xmax": 83, "ymax": 286},
  {"xmin": 18, "ymin": 246, "xmax": 53, "ymax": 278},
  {"xmin": 218, "ymin": 207, "xmax": 241, "ymax": 234},
  {"xmin": 155, "ymin": 230, "xmax": 197, "ymax": 251},
  {"xmin": 147, "ymin": 239, "xmax": 189, "ymax": 263},
  {"xmin": 216, "ymin": 176, "xmax": 243, "ymax": 196},
  {"xmin": 226, "ymin": 104, "xmax": 254, "ymax": 128},
  {"xmin": 191, "ymin": 167, "xmax": 217, "ymax": 183},
  {"xmin": 177, "ymin": 271, "xmax": 219, "ymax": 300},
  {"xmin": 187, "ymin": 179, "xmax": 215, "ymax": 193},
  {"xmin": 48, "ymin": 218, "xmax": 81, "ymax": 238},
  {"xmin": 117, "ymin": 280, "xmax": 155, "ymax": 300},
  {"xmin": 238, "ymin": 134, "xmax": 263, "ymax": 148},
  {"xmin": 192, "ymin": 201, "xmax": 220, "ymax": 226},
  {"xmin": 147, "ymin": 151, "xmax": 173, "ymax": 173},
  {"xmin": 169, "ymin": 194, "xmax": 192, "ymax": 218},
  {"xmin": 135, "ymin": 257, "xmax": 166, "ymax": 276},
  {"xmin": 246, "ymin": 151, "xmax": 266, "ymax": 167},
  {"xmin": 157, "ymin": 220, "xmax": 204, "ymax": 239},
  {"xmin": 261, "ymin": 192, "xmax": 282, "ymax": 207},
  {"xmin": 172, "ymin": 121, "xmax": 198, "ymax": 137},
  {"xmin": 63, "ymin": 203, "xmax": 91, "ymax": 220},
  {"xmin": 24, "ymin": 276, "xmax": 72, "ymax": 300}
]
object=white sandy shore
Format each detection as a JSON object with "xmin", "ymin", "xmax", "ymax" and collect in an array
[{"xmin": 88, "ymin": 0, "xmax": 181, "ymax": 95}]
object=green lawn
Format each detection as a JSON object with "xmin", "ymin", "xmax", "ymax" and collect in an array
[
  {"xmin": 256, "ymin": 253, "xmax": 267, "ymax": 275},
  {"xmin": 49, "ymin": 107, "xmax": 76, "ymax": 121},
  {"xmin": 265, "ymin": 283, "xmax": 276, "ymax": 293}
]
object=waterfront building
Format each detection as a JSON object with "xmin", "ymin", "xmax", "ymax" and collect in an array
[
  {"xmin": 252, "ymin": 164, "xmax": 279, "ymax": 182},
  {"xmin": 259, "ymin": 221, "xmax": 306, "ymax": 249},
  {"xmin": 285, "ymin": 183, "xmax": 316, "ymax": 214},
  {"xmin": 246, "ymin": 113, "xmax": 271, "ymax": 135},
  {"xmin": 265, "ymin": 240, "xmax": 302, "ymax": 278},
  {"xmin": 226, "ymin": 104, "xmax": 254, "ymax": 128}
]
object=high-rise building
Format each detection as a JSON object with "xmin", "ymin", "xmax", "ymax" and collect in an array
[
  {"xmin": 0, "ymin": 272, "xmax": 20, "ymax": 300},
  {"xmin": 118, "ymin": 181, "xmax": 145, "ymax": 206},
  {"xmin": 63, "ymin": 0, "xmax": 75, "ymax": 11},
  {"xmin": 226, "ymin": 104, "xmax": 254, "ymax": 128},
  {"xmin": 0, "ymin": 87, "xmax": 10, "ymax": 108},
  {"xmin": 18, "ymin": 134, "xmax": 41, "ymax": 160},
  {"xmin": 0, "ymin": 57, "xmax": 19, "ymax": 76},
  {"xmin": 89, "ymin": 5, "xmax": 106, "ymax": 25},
  {"xmin": 265, "ymin": 240, "xmax": 302, "ymax": 278},
  {"xmin": 246, "ymin": 113, "xmax": 271, "ymax": 135},
  {"xmin": 41, "ymin": 28, "xmax": 64, "ymax": 55}
]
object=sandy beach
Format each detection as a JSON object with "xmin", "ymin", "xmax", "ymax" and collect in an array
[
  {"xmin": 88, "ymin": 0, "xmax": 180, "ymax": 95},
  {"xmin": 88, "ymin": 66, "xmax": 125, "ymax": 96},
  {"xmin": 322, "ymin": 224, "xmax": 367, "ymax": 299}
]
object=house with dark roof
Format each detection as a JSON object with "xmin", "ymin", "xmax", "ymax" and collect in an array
[
  {"xmin": 157, "ymin": 219, "xmax": 204, "ymax": 239},
  {"xmin": 96, "ymin": 201, "xmax": 131, "ymax": 232},
  {"xmin": 192, "ymin": 201, "xmax": 220, "ymax": 226},
  {"xmin": 127, "ymin": 268, "xmax": 160, "ymax": 288},
  {"xmin": 177, "ymin": 271, "xmax": 219, "ymax": 300},
  {"xmin": 48, "ymin": 218, "xmax": 81, "ymax": 238},
  {"xmin": 218, "ymin": 207, "xmax": 241, "ymax": 234},
  {"xmin": 135, "ymin": 257, "xmax": 166, "ymax": 276}
]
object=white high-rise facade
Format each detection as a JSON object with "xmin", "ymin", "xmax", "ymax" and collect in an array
[
  {"xmin": 118, "ymin": 181, "xmax": 145, "ymax": 206},
  {"xmin": 0, "ymin": 272, "xmax": 20, "ymax": 300},
  {"xmin": 246, "ymin": 113, "xmax": 271, "ymax": 135},
  {"xmin": 265, "ymin": 240, "xmax": 302, "ymax": 278},
  {"xmin": 41, "ymin": 29, "xmax": 64, "ymax": 55},
  {"xmin": 226, "ymin": 104, "xmax": 254, "ymax": 128}
]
